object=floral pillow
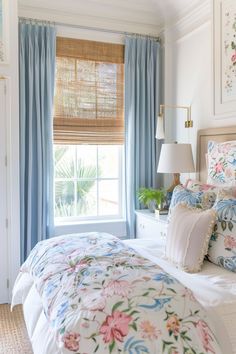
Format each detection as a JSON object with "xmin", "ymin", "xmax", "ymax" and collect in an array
[
  {"xmin": 169, "ymin": 185, "xmax": 216, "ymax": 216},
  {"xmin": 185, "ymin": 178, "xmax": 236, "ymax": 197},
  {"xmin": 207, "ymin": 140, "xmax": 236, "ymax": 185},
  {"xmin": 208, "ymin": 194, "xmax": 236, "ymax": 272},
  {"xmin": 185, "ymin": 179, "xmax": 218, "ymax": 192}
]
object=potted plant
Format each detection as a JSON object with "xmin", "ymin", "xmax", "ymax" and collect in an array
[{"xmin": 137, "ymin": 188, "xmax": 166, "ymax": 212}]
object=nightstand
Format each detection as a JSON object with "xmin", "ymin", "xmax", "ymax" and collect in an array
[{"xmin": 135, "ymin": 209, "xmax": 168, "ymax": 245}]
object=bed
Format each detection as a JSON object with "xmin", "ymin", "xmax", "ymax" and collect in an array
[{"xmin": 12, "ymin": 126, "xmax": 236, "ymax": 354}]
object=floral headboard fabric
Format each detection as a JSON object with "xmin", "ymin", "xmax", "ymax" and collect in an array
[
  {"xmin": 207, "ymin": 140, "xmax": 236, "ymax": 185},
  {"xmin": 197, "ymin": 127, "xmax": 236, "ymax": 183}
]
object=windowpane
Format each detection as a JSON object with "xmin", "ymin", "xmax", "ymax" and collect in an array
[
  {"xmin": 54, "ymin": 145, "xmax": 75, "ymax": 178},
  {"xmin": 98, "ymin": 145, "xmax": 119, "ymax": 178},
  {"xmin": 55, "ymin": 181, "xmax": 75, "ymax": 217},
  {"xmin": 54, "ymin": 144, "xmax": 123, "ymax": 220},
  {"xmin": 76, "ymin": 182, "xmax": 97, "ymax": 216},
  {"xmin": 76, "ymin": 145, "xmax": 97, "ymax": 178},
  {"xmin": 98, "ymin": 180, "xmax": 119, "ymax": 216}
]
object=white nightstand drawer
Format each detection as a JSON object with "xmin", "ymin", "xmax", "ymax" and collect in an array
[{"xmin": 135, "ymin": 210, "xmax": 168, "ymax": 244}]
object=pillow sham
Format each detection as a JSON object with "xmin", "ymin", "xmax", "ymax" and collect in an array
[
  {"xmin": 169, "ymin": 185, "xmax": 216, "ymax": 214},
  {"xmin": 185, "ymin": 179, "xmax": 218, "ymax": 192},
  {"xmin": 165, "ymin": 203, "xmax": 217, "ymax": 273},
  {"xmin": 185, "ymin": 179, "xmax": 236, "ymax": 197},
  {"xmin": 208, "ymin": 193, "xmax": 236, "ymax": 272},
  {"xmin": 207, "ymin": 140, "xmax": 236, "ymax": 185}
]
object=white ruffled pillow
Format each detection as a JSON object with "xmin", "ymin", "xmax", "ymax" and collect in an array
[{"xmin": 165, "ymin": 203, "xmax": 217, "ymax": 273}]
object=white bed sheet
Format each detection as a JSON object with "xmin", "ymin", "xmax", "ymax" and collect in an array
[
  {"xmin": 124, "ymin": 238, "xmax": 236, "ymax": 354},
  {"xmin": 12, "ymin": 238, "xmax": 236, "ymax": 354}
]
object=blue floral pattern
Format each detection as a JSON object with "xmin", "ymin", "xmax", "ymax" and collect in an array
[
  {"xmin": 208, "ymin": 195, "xmax": 236, "ymax": 272},
  {"xmin": 19, "ymin": 232, "xmax": 221, "ymax": 353},
  {"xmin": 169, "ymin": 185, "xmax": 216, "ymax": 216}
]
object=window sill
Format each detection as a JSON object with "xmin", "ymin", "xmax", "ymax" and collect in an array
[
  {"xmin": 55, "ymin": 218, "xmax": 125, "ymax": 226},
  {"xmin": 54, "ymin": 218, "xmax": 127, "ymax": 238}
]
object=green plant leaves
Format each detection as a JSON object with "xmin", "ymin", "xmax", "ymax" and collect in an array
[
  {"xmin": 112, "ymin": 301, "xmax": 124, "ymax": 313},
  {"xmin": 221, "ymin": 220, "xmax": 227, "ymax": 231},
  {"xmin": 228, "ymin": 221, "xmax": 234, "ymax": 232},
  {"xmin": 137, "ymin": 187, "xmax": 166, "ymax": 208}
]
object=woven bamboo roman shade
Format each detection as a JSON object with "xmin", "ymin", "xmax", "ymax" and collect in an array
[{"xmin": 54, "ymin": 37, "xmax": 125, "ymax": 145}]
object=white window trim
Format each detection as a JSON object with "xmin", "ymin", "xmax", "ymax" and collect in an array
[
  {"xmin": 54, "ymin": 145, "xmax": 125, "ymax": 223},
  {"xmin": 54, "ymin": 219, "xmax": 127, "ymax": 239}
]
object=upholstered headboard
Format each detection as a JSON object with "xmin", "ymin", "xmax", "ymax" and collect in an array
[{"xmin": 197, "ymin": 126, "xmax": 236, "ymax": 182}]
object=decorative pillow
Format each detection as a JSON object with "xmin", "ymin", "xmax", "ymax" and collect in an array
[
  {"xmin": 165, "ymin": 203, "xmax": 217, "ymax": 273},
  {"xmin": 208, "ymin": 194, "xmax": 236, "ymax": 272},
  {"xmin": 207, "ymin": 140, "xmax": 236, "ymax": 185},
  {"xmin": 185, "ymin": 179, "xmax": 236, "ymax": 197},
  {"xmin": 185, "ymin": 179, "xmax": 218, "ymax": 192},
  {"xmin": 169, "ymin": 185, "xmax": 216, "ymax": 215}
]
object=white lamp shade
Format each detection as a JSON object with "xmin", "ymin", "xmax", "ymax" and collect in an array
[
  {"xmin": 157, "ymin": 143, "xmax": 195, "ymax": 173},
  {"xmin": 155, "ymin": 115, "xmax": 165, "ymax": 140}
]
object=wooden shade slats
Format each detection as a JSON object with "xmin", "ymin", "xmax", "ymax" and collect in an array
[
  {"xmin": 56, "ymin": 37, "xmax": 124, "ymax": 64},
  {"xmin": 54, "ymin": 37, "xmax": 124, "ymax": 145}
]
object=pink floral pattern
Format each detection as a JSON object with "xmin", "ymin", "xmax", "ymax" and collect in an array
[
  {"xmin": 224, "ymin": 235, "xmax": 236, "ymax": 250},
  {"xmin": 62, "ymin": 332, "xmax": 80, "ymax": 352},
  {"xmin": 185, "ymin": 178, "xmax": 236, "ymax": 197},
  {"xmin": 196, "ymin": 320, "xmax": 216, "ymax": 354},
  {"xmin": 20, "ymin": 233, "xmax": 221, "ymax": 353},
  {"xmin": 224, "ymin": 9, "xmax": 236, "ymax": 93},
  {"xmin": 140, "ymin": 320, "xmax": 161, "ymax": 340},
  {"xmin": 185, "ymin": 179, "xmax": 218, "ymax": 192},
  {"xmin": 166, "ymin": 315, "xmax": 180, "ymax": 336},
  {"xmin": 103, "ymin": 280, "xmax": 133, "ymax": 298},
  {"xmin": 232, "ymin": 52, "xmax": 236, "ymax": 65},
  {"xmin": 207, "ymin": 141, "xmax": 236, "ymax": 185},
  {"xmin": 99, "ymin": 311, "xmax": 132, "ymax": 343}
]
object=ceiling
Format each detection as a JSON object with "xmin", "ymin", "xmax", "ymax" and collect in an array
[{"xmin": 18, "ymin": 0, "xmax": 205, "ymax": 35}]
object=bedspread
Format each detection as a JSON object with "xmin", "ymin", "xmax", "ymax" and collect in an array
[{"xmin": 16, "ymin": 232, "xmax": 222, "ymax": 354}]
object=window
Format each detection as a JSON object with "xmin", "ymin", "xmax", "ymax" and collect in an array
[
  {"xmin": 54, "ymin": 145, "xmax": 123, "ymax": 220},
  {"xmin": 53, "ymin": 37, "xmax": 125, "ymax": 222}
]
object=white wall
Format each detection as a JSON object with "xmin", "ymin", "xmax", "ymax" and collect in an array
[
  {"xmin": 0, "ymin": 0, "xmax": 20, "ymax": 297},
  {"xmin": 14, "ymin": 0, "xmax": 236, "ymax": 273},
  {"xmin": 164, "ymin": 0, "xmax": 236, "ymax": 185}
]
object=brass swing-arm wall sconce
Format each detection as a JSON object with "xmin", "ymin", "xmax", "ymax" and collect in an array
[
  {"xmin": 156, "ymin": 104, "xmax": 195, "ymax": 193},
  {"xmin": 156, "ymin": 104, "xmax": 193, "ymax": 140}
]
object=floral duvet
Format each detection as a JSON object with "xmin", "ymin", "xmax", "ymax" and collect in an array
[{"xmin": 18, "ymin": 232, "xmax": 222, "ymax": 354}]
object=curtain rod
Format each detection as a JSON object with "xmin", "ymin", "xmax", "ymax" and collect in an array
[{"xmin": 19, "ymin": 16, "xmax": 161, "ymax": 42}]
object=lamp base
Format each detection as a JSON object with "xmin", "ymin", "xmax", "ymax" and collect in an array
[{"xmin": 167, "ymin": 173, "xmax": 180, "ymax": 193}]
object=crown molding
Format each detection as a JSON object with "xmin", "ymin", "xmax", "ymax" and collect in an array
[
  {"xmin": 165, "ymin": 0, "xmax": 211, "ymax": 42},
  {"xmin": 18, "ymin": 5, "xmax": 162, "ymax": 37}
]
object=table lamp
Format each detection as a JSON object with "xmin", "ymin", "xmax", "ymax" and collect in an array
[{"xmin": 157, "ymin": 143, "xmax": 195, "ymax": 192}]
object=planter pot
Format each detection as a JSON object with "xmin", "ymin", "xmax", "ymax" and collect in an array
[{"xmin": 147, "ymin": 200, "xmax": 156, "ymax": 213}]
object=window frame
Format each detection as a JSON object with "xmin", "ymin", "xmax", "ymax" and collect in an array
[{"xmin": 54, "ymin": 144, "xmax": 124, "ymax": 224}]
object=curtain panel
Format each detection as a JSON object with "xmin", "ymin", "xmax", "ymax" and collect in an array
[
  {"xmin": 125, "ymin": 36, "xmax": 161, "ymax": 237},
  {"xmin": 19, "ymin": 22, "xmax": 56, "ymax": 262}
]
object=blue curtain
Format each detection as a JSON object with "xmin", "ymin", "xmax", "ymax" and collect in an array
[
  {"xmin": 19, "ymin": 22, "xmax": 56, "ymax": 262},
  {"xmin": 125, "ymin": 36, "xmax": 161, "ymax": 237}
]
